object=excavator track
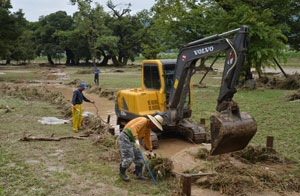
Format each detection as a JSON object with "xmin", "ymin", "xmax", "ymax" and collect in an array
[{"xmin": 176, "ymin": 120, "xmax": 207, "ymax": 144}]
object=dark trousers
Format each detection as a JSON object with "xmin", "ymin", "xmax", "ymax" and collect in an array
[{"xmin": 94, "ymin": 75, "xmax": 99, "ymax": 85}]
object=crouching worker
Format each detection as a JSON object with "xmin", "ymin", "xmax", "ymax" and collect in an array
[
  {"xmin": 119, "ymin": 115, "xmax": 164, "ymax": 181},
  {"xmin": 72, "ymin": 82, "xmax": 95, "ymax": 132}
]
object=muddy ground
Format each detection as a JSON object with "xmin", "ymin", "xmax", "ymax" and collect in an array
[{"xmin": 0, "ymin": 66, "xmax": 299, "ymax": 196}]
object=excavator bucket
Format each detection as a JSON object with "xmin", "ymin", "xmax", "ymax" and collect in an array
[{"xmin": 210, "ymin": 112, "xmax": 257, "ymax": 155}]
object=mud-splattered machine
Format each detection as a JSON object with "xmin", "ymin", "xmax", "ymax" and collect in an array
[{"xmin": 115, "ymin": 26, "xmax": 257, "ymax": 155}]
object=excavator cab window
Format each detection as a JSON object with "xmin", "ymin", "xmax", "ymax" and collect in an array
[
  {"xmin": 143, "ymin": 63, "xmax": 161, "ymax": 90},
  {"xmin": 163, "ymin": 64, "xmax": 175, "ymax": 102}
]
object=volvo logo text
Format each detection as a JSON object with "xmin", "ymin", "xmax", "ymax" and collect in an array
[{"xmin": 193, "ymin": 46, "xmax": 214, "ymax": 55}]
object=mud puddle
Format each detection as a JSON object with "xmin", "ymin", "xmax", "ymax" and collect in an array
[
  {"xmin": 155, "ymin": 137, "xmax": 196, "ymax": 157},
  {"xmin": 45, "ymin": 86, "xmax": 117, "ymax": 125}
]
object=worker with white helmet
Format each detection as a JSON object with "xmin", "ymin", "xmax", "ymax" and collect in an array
[{"xmin": 119, "ymin": 115, "xmax": 164, "ymax": 181}]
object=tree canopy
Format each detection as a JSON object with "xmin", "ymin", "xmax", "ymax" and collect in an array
[{"xmin": 0, "ymin": 0, "xmax": 299, "ymax": 70}]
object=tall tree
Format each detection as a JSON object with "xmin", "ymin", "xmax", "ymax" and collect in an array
[
  {"xmin": 70, "ymin": 0, "xmax": 109, "ymax": 65},
  {"xmin": 153, "ymin": 0, "xmax": 288, "ymax": 78},
  {"xmin": 210, "ymin": 0, "xmax": 288, "ymax": 78},
  {"xmin": 10, "ymin": 30, "xmax": 37, "ymax": 63},
  {"xmin": 106, "ymin": 0, "xmax": 146, "ymax": 66},
  {"xmin": 138, "ymin": 9, "xmax": 166, "ymax": 59},
  {"xmin": 0, "ymin": 0, "xmax": 25, "ymax": 63},
  {"xmin": 35, "ymin": 11, "xmax": 73, "ymax": 64}
]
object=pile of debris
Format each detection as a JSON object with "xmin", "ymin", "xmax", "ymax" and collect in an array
[
  {"xmin": 145, "ymin": 157, "xmax": 174, "ymax": 180},
  {"xmin": 232, "ymin": 145, "xmax": 283, "ymax": 163},
  {"xmin": 286, "ymin": 90, "xmax": 300, "ymax": 101},
  {"xmin": 67, "ymin": 79, "xmax": 115, "ymax": 100},
  {"xmin": 256, "ymin": 73, "xmax": 300, "ymax": 90},
  {"xmin": 76, "ymin": 70, "xmax": 91, "ymax": 74},
  {"xmin": 0, "ymin": 83, "xmax": 72, "ymax": 118},
  {"xmin": 193, "ymin": 145, "xmax": 300, "ymax": 195},
  {"xmin": 0, "ymin": 105, "xmax": 14, "ymax": 113},
  {"xmin": 67, "ymin": 79, "xmax": 82, "ymax": 86}
]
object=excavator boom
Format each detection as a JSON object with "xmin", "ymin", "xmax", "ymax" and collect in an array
[{"xmin": 165, "ymin": 26, "xmax": 257, "ymax": 155}]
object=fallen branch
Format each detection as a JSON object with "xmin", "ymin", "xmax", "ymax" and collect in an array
[
  {"xmin": 20, "ymin": 134, "xmax": 89, "ymax": 141},
  {"xmin": 92, "ymin": 103, "xmax": 107, "ymax": 124},
  {"xmin": 173, "ymin": 171, "xmax": 216, "ymax": 178}
]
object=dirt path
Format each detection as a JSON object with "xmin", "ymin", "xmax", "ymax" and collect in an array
[{"xmin": 45, "ymin": 85, "xmax": 117, "ymax": 125}]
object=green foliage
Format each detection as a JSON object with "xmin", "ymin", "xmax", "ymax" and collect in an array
[
  {"xmin": 0, "ymin": 1, "xmax": 25, "ymax": 60},
  {"xmin": 152, "ymin": 0, "xmax": 208, "ymax": 48},
  {"xmin": 153, "ymin": 0, "xmax": 289, "ymax": 71},
  {"xmin": 106, "ymin": 0, "xmax": 147, "ymax": 66},
  {"xmin": 71, "ymin": 1, "xmax": 109, "ymax": 65},
  {"xmin": 35, "ymin": 11, "xmax": 73, "ymax": 64},
  {"xmin": 209, "ymin": 0, "xmax": 288, "ymax": 70},
  {"xmin": 10, "ymin": 30, "xmax": 37, "ymax": 63}
]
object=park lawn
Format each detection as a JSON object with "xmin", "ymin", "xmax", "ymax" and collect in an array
[{"xmin": 0, "ymin": 95, "xmax": 177, "ymax": 196}]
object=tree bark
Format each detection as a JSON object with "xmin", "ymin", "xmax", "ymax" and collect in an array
[
  {"xmin": 255, "ymin": 63, "xmax": 263, "ymax": 79},
  {"xmin": 6, "ymin": 58, "xmax": 11, "ymax": 65},
  {"xmin": 47, "ymin": 55, "xmax": 54, "ymax": 65},
  {"xmin": 112, "ymin": 55, "xmax": 128, "ymax": 66},
  {"xmin": 65, "ymin": 48, "xmax": 75, "ymax": 65}
]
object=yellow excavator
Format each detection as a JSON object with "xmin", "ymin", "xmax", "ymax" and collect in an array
[{"xmin": 115, "ymin": 26, "xmax": 257, "ymax": 155}]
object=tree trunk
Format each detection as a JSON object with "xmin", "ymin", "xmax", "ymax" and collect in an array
[
  {"xmin": 121, "ymin": 56, "xmax": 128, "ymax": 65},
  {"xmin": 255, "ymin": 63, "xmax": 263, "ymax": 79},
  {"xmin": 100, "ymin": 55, "xmax": 111, "ymax": 66},
  {"xmin": 6, "ymin": 58, "xmax": 11, "ymax": 65},
  {"xmin": 65, "ymin": 48, "xmax": 75, "ymax": 65},
  {"xmin": 47, "ymin": 55, "xmax": 54, "ymax": 65},
  {"xmin": 112, "ymin": 56, "xmax": 120, "ymax": 66},
  {"xmin": 112, "ymin": 55, "xmax": 128, "ymax": 66},
  {"xmin": 245, "ymin": 66, "xmax": 253, "ymax": 80}
]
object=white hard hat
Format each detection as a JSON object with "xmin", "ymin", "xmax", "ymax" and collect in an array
[{"xmin": 147, "ymin": 115, "xmax": 164, "ymax": 131}]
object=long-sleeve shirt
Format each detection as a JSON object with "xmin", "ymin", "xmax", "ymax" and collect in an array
[
  {"xmin": 72, "ymin": 89, "xmax": 90, "ymax": 106},
  {"xmin": 93, "ymin": 68, "xmax": 100, "ymax": 77},
  {"xmin": 123, "ymin": 117, "xmax": 152, "ymax": 151}
]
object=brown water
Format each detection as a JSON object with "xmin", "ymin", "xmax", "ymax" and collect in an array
[
  {"xmin": 156, "ymin": 138, "xmax": 197, "ymax": 157},
  {"xmin": 46, "ymin": 86, "xmax": 117, "ymax": 125}
]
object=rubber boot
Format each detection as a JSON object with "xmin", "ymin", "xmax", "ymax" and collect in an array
[
  {"xmin": 135, "ymin": 165, "xmax": 148, "ymax": 180},
  {"xmin": 119, "ymin": 164, "xmax": 129, "ymax": 181}
]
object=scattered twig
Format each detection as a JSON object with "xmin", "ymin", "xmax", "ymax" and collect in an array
[{"xmin": 92, "ymin": 103, "xmax": 107, "ymax": 124}]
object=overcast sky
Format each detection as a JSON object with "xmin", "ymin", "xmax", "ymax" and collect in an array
[{"xmin": 10, "ymin": 0, "xmax": 156, "ymax": 22}]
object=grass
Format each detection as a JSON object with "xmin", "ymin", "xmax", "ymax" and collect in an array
[
  {"xmin": 0, "ymin": 62, "xmax": 299, "ymax": 194},
  {"xmin": 0, "ymin": 71, "xmax": 42, "ymax": 82},
  {"xmin": 64, "ymin": 65, "xmax": 300, "ymax": 163},
  {"xmin": 64, "ymin": 67, "xmax": 142, "ymax": 92},
  {"xmin": 0, "ymin": 94, "xmax": 178, "ymax": 195}
]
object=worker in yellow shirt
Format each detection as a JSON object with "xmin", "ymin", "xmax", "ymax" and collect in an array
[{"xmin": 119, "ymin": 115, "xmax": 164, "ymax": 181}]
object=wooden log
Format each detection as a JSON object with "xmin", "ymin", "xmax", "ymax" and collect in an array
[{"xmin": 20, "ymin": 134, "xmax": 89, "ymax": 141}]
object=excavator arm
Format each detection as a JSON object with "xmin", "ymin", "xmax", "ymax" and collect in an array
[{"xmin": 165, "ymin": 26, "xmax": 257, "ymax": 155}]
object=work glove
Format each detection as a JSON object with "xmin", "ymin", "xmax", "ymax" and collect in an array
[
  {"xmin": 149, "ymin": 151, "xmax": 156, "ymax": 159},
  {"xmin": 134, "ymin": 140, "xmax": 140, "ymax": 149}
]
